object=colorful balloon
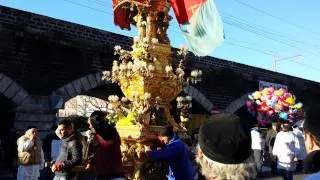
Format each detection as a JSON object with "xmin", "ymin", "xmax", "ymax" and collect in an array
[
  {"xmin": 294, "ymin": 102, "xmax": 303, "ymax": 109},
  {"xmin": 279, "ymin": 112, "xmax": 288, "ymax": 120},
  {"xmin": 285, "ymin": 97, "xmax": 295, "ymax": 105},
  {"xmin": 247, "ymin": 87, "xmax": 304, "ymax": 126},
  {"xmin": 274, "ymin": 89, "xmax": 284, "ymax": 96},
  {"xmin": 262, "ymin": 88, "xmax": 270, "ymax": 95},
  {"xmin": 253, "ymin": 91, "xmax": 262, "ymax": 99},
  {"xmin": 279, "ymin": 99, "xmax": 290, "ymax": 107},
  {"xmin": 248, "ymin": 94, "xmax": 254, "ymax": 100}
]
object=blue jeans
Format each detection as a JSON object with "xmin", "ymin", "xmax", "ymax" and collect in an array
[
  {"xmin": 278, "ymin": 169, "xmax": 293, "ymax": 180},
  {"xmin": 253, "ymin": 150, "xmax": 263, "ymax": 173}
]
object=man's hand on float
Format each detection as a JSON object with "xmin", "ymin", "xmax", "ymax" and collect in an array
[
  {"xmin": 51, "ymin": 164, "xmax": 57, "ymax": 172},
  {"xmin": 85, "ymin": 163, "xmax": 91, "ymax": 170},
  {"xmin": 144, "ymin": 145, "xmax": 151, "ymax": 152},
  {"xmin": 54, "ymin": 161, "xmax": 65, "ymax": 171}
]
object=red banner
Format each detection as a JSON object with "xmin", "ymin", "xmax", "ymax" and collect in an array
[
  {"xmin": 169, "ymin": 0, "xmax": 207, "ymax": 24},
  {"xmin": 112, "ymin": 0, "xmax": 130, "ymax": 30}
]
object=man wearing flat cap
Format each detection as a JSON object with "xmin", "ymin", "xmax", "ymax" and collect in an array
[
  {"xmin": 303, "ymin": 105, "xmax": 320, "ymax": 179},
  {"xmin": 145, "ymin": 125, "xmax": 194, "ymax": 180},
  {"xmin": 196, "ymin": 113, "xmax": 257, "ymax": 180}
]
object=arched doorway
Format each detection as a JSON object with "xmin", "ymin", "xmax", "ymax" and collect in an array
[
  {"xmin": 0, "ymin": 93, "xmax": 15, "ymax": 135},
  {"xmin": 0, "ymin": 94, "xmax": 16, "ymax": 171}
]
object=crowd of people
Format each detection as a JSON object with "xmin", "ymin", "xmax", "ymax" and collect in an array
[
  {"xmin": 251, "ymin": 121, "xmax": 306, "ymax": 180},
  {"xmin": 7, "ymin": 104, "xmax": 320, "ymax": 180}
]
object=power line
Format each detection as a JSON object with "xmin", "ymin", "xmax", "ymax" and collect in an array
[
  {"xmin": 223, "ymin": 20, "xmax": 302, "ymax": 51},
  {"xmin": 62, "ymin": 0, "xmax": 112, "ymax": 15},
  {"xmin": 222, "ymin": 13, "xmax": 317, "ymax": 48},
  {"xmin": 75, "ymin": 0, "xmax": 317, "ymax": 54},
  {"xmin": 59, "ymin": 0, "xmax": 320, "ymax": 73},
  {"xmin": 289, "ymin": 60, "xmax": 320, "ymax": 72},
  {"xmin": 223, "ymin": 16, "xmax": 320, "ymax": 57},
  {"xmin": 84, "ymin": 0, "xmax": 106, "ymax": 6},
  {"xmin": 225, "ymin": 42, "xmax": 273, "ymax": 55},
  {"xmin": 226, "ymin": 38, "xmax": 287, "ymax": 52},
  {"xmin": 233, "ymin": 0, "xmax": 320, "ymax": 37}
]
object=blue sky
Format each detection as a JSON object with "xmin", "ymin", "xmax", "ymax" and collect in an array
[{"xmin": 1, "ymin": 0, "xmax": 320, "ymax": 82}]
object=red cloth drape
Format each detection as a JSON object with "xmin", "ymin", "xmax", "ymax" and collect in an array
[
  {"xmin": 112, "ymin": 0, "xmax": 131, "ymax": 30},
  {"xmin": 169, "ymin": 0, "xmax": 207, "ymax": 24}
]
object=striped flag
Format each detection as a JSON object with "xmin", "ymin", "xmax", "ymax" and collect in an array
[{"xmin": 170, "ymin": 0, "xmax": 224, "ymax": 56}]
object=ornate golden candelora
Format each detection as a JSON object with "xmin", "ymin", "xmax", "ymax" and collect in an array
[{"xmin": 101, "ymin": 0, "xmax": 201, "ymax": 179}]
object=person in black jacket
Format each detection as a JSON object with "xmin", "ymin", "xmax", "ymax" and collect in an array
[
  {"xmin": 4, "ymin": 127, "xmax": 20, "ymax": 177},
  {"xmin": 265, "ymin": 122, "xmax": 279, "ymax": 175},
  {"xmin": 42, "ymin": 125, "xmax": 61, "ymax": 180},
  {"xmin": 52, "ymin": 119, "xmax": 83, "ymax": 180}
]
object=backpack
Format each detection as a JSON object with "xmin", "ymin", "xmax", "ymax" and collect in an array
[{"xmin": 17, "ymin": 136, "xmax": 41, "ymax": 165}]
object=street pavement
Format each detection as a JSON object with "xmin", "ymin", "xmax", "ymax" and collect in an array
[
  {"xmin": 0, "ymin": 168, "xmax": 309, "ymax": 180},
  {"xmin": 259, "ymin": 166, "xmax": 307, "ymax": 180},
  {"xmin": 259, "ymin": 172, "xmax": 307, "ymax": 180}
]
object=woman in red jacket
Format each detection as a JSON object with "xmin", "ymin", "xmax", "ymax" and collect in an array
[{"xmin": 86, "ymin": 111, "xmax": 124, "ymax": 180}]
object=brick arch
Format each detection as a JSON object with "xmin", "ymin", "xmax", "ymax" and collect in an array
[
  {"xmin": 52, "ymin": 72, "xmax": 108, "ymax": 102},
  {"xmin": 183, "ymin": 84, "xmax": 214, "ymax": 113},
  {"xmin": 0, "ymin": 73, "xmax": 31, "ymax": 106},
  {"xmin": 224, "ymin": 93, "xmax": 250, "ymax": 113}
]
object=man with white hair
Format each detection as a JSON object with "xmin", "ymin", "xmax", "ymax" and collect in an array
[
  {"xmin": 196, "ymin": 113, "xmax": 257, "ymax": 180},
  {"xmin": 17, "ymin": 126, "xmax": 44, "ymax": 180}
]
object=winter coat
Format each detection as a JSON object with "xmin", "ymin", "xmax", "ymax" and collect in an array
[
  {"xmin": 55, "ymin": 132, "xmax": 83, "ymax": 178},
  {"xmin": 42, "ymin": 133, "xmax": 61, "ymax": 161},
  {"xmin": 150, "ymin": 135, "xmax": 194, "ymax": 180},
  {"xmin": 88, "ymin": 133, "xmax": 124, "ymax": 178},
  {"xmin": 266, "ymin": 129, "xmax": 277, "ymax": 154},
  {"xmin": 303, "ymin": 150, "xmax": 320, "ymax": 173}
]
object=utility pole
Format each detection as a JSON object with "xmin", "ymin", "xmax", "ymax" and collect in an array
[
  {"xmin": 273, "ymin": 54, "xmax": 303, "ymax": 72},
  {"xmin": 273, "ymin": 54, "xmax": 277, "ymax": 72}
]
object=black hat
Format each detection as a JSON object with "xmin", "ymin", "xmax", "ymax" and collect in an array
[
  {"xmin": 159, "ymin": 125, "xmax": 174, "ymax": 138},
  {"xmin": 198, "ymin": 113, "xmax": 252, "ymax": 164},
  {"xmin": 304, "ymin": 105, "xmax": 320, "ymax": 139}
]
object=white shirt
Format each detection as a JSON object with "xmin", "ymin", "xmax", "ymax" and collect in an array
[
  {"xmin": 293, "ymin": 128, "xmax": 307, "ymax": 160},
  {"xmin": 272, "ymin": 131, "xmax": 300, "ymax": 171},
  {"xmin": 251, "ymin": 128, "xmax": 265, "ymax": 150}
]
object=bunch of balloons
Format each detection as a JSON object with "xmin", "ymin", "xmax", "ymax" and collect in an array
[{"xmin": 246, "ymin": 87, "xmax": 303, "ymax": 126}]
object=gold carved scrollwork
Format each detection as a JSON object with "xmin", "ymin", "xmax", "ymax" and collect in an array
[
  {"xmin": 119, "ymin": 73, "xmax": 182, "ymax": 103},
  {"xmin": 109, "ymin": 0, "xmax": 189, "ymax": 178},
  {"xmin": 121, "ymin": 138, "xmax": 168, "ymax": 180}
]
